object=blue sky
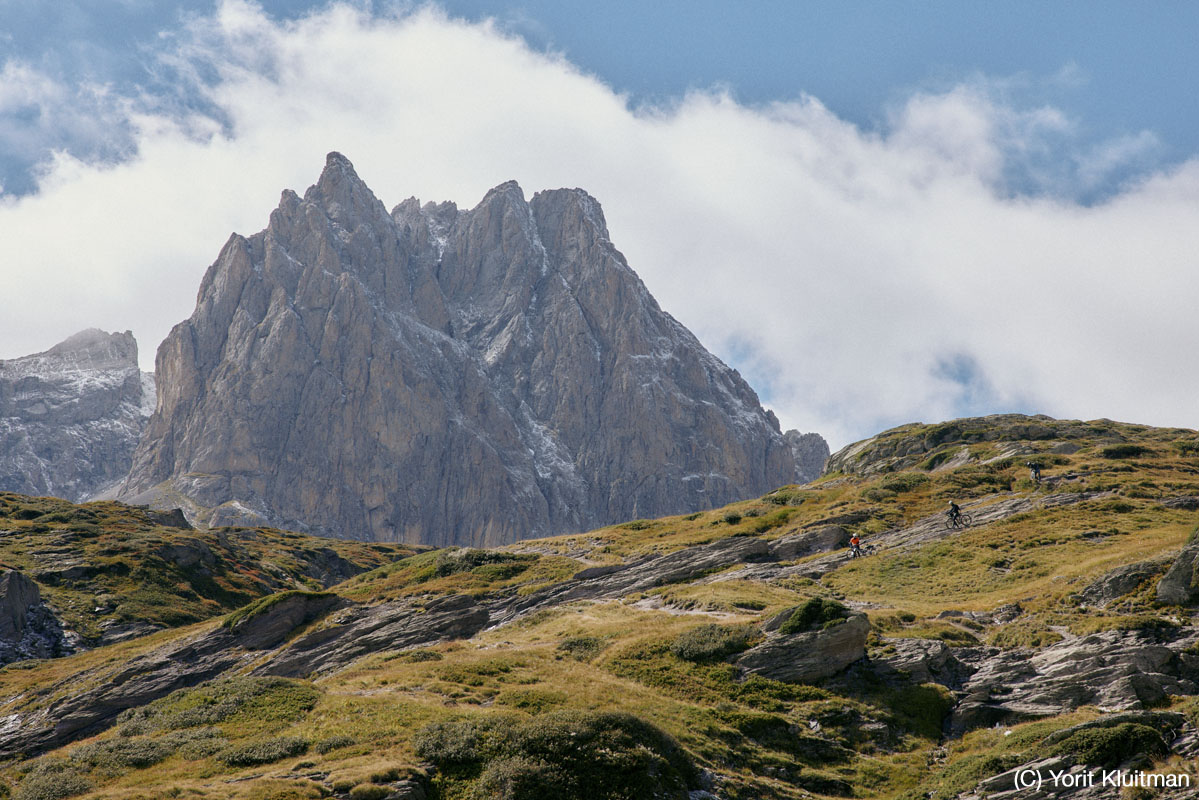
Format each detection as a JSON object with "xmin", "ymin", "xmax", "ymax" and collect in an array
[
  {"xmin": 3, "ymin": 1, "xmax": 1196, "ymax": 199},
  {"xmin": 2, "ymin": 1, "xmax": 1198, "ymax": 447}
]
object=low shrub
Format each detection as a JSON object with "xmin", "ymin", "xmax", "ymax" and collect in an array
[
  {"xmin": 118, "ymin": 676, "xmax": 320, "ymax": 732},
  {"xmin": 670, "ymin": 624, "xmax": 754, "ymax": 662},
  {"xmin": 879, "ymin": 473, "xmax": 930, "ymax": 494},
  {"xmin": 778, "ymin": 597, "xmax": 849, "ymax": 635},
  {"xmin": 1049, "ymin": 722, "xmax": 1167, "ymax": 768},
  {"xmin": 722, "ymin": 512, "xmax": 742, "ymax": 525},
  {"xmin": 416, "ymin": 710, "xmax": 697, "ymax": 800},
  {"xmin": 15, "ymin": 771, "xmax": 92, "ymax": 800},
  {"xmin": 314, "ymin": 735, "xmax": 356, "ymax": 754},
  {"xmin": 1102, "ymin": 444, "xmax": 1150, "ymax": 459},
  {"xmin": 218, "ymin": 736, "xmax": 308, "ymax": 767},
  {"xmin": 70, "ymin": 737, "xmax": 171, "ymax": 770},
  {"xmin": 556, "ymin": 636, "xmax": 605, "ymax": 661},
  {"xmin": 433, "ymin": 550, "xmax": 537, "ymax": 579}
]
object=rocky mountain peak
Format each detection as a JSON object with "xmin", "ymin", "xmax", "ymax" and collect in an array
[
  {"xmin": 0, "ymin": 330, "xmax": 153, "ymax": 501},
  {"xmin": 119, "ymin": 154, "xmax": 824, "ymax": 545},
  {"xmin": 43, "ymin": 328, "xmax": 138, "ymax": 367}
]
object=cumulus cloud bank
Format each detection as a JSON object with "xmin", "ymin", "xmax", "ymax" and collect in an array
[{"xmin": 1, "ymin": 1, "xmax": 1195, "ymax": 448}]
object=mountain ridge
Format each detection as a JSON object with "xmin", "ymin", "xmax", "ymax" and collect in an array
[
  {"xmin": 117, "ymin": 153, "xmax": 826, "ymax": 545},
  {"xmin": 0, "ymin": 328, "xmax": 153, "ymax": 502}
]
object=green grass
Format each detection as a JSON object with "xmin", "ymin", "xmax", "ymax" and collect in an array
[{"xmin": 6, "ymin": 415, "xmax": 1199, "ymax": 799}]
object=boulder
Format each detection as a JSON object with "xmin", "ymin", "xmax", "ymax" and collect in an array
[
  {"xmin": 1157, "ymin": 533, "xmax": 1199, "ymax": 605},
  {"xmin": 1080, "ymin": 556, "xmax": 1172, "ymax": 607},
  {"xmin": 735, "ymin": 612, "xmax": 870, "ymax": 684},
  {"xmin": 0, "ymin": 569, "xmax": 70, "ymax": 665}
]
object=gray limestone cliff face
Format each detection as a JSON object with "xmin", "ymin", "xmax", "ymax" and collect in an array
[
  {"xmin": 785, "ymin": 430, "xmax": 829, "ymax": 483},
  {"xmin": 0, "ymin": 329, "xmax": 153, "ymax": 501},
  {"xmin": 119, "ymin": 153, "xmax": 818, "ymax": 545}
]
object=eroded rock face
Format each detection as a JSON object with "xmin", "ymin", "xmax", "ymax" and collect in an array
[
  {"xmin": 119, "ymin": 153, "xmax": 818, "ymax": 545},
  {"xmin": 735, "ymin": 611, "xmax": 870, "ymax": 684},
  {"xmin": 0, "ymin": 329, "xmax": 153, "ymax": 501},
  {"xmin": 785, "ymin": 430, "xmax": 829, "ymax": 483},
  {"xmin": 0, "ymin": 569, "xmax": 70, "ymax": 665},
  {"xmin": 947, "ymin": 626, "xmax": 1199, "ymax": 735},
  {"xmin": 1157, "ymin": 533, "xmax": 1199, "ymax": 606}
]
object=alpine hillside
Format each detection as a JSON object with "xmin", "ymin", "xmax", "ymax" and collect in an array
[
  {"xmin": 4, "ymin": 413, "xmax": 1199, "ymax": 800},
  {"xmin": 117, "ymin": 153, "xmax": 826, "ymax": 545}
]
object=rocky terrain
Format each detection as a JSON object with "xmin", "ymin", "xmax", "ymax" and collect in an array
[
  {"xmin": 2, "ymin": 414, "xmax": 1198, "ymax": 800},
  {"xmin": 0, "ymin": 329, "xmax": 153, "ymax": 501},
  {"xmin": 116, "ymin": 153, "xmax": 825, "ymax": 546}
]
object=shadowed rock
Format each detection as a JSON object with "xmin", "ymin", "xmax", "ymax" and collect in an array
[
  {"xmin": 734, "ymin": 607, "xmax": 870, "ymax": 684},
  {"xmin": 1157, "ymin": 532, "xmax": 1199, "ymax": 606}
]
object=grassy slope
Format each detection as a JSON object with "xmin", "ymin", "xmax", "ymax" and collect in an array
[
  {"xmin": 3, "ymin": 415, "xmax": 1199, "ymax": 799},
  {"xmin": 0, "ymin": 493, "xmax": 417, "ymax": 642}
]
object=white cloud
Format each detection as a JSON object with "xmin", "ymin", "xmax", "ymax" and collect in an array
[{"xmin": 1, "ymin": 1, "xmax": 1196, "ymax": 449}]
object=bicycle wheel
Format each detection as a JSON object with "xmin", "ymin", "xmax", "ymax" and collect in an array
[
  {"xmin": 959, "ymin": 515, "xmax": 973, "ymax": 528},
  {"xmin": 944, "ymin": 517, "xmax": 956, "ymax": 530}
]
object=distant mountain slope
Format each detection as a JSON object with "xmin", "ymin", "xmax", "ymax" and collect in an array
[
  {"xmin": 0, "ymin": 329, "xmax": 153, "ymax": 501},
  {"xmin": 119, "ymin": 153, "xmax": 823, "ymax": 545}
]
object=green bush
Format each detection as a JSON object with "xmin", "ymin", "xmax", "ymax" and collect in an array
[
  {"xmin": 670, "ymin": 624, "xmax": 753, "ymax": 662},
  {"xmin": 70, "ymin": 737, "xmax": 171, "ymax": 769},
  {"xmin": 722, "ymin": 512, "xmax": 742, "ymax": 525},
  {"xmin": 417, "ymin": 711, "xmax": 696, "ymax": 800},
  {"xmin": 1102, "ymin": 444, "xmax": 1149, "ymax": 459},
  {"xmin": 556, "ymin": 636, "xmax": 606, "ymax": 661},
  {"xmin": 118, "ymin": 676, "xmax": 320, "ymax": 732},
  {"xmin": 1049, "ymin": 722, "xmax": 1167, "ymax": 768},
  {"xmin": 218, "ymin": 736, "xmax": 308, "ymax": 767},
  {"xmin": 778, "ymin": 598, "xmax": 849, "ymax": 635},
  {"xmin": 936, "ymin": 753, "xmax": 1025, "ymax": 797},
  {"xmin": 15, "ymin": 759, "xmax": 92, "ymax": 800},
  {"xmin": 314, "ymin": 735, "xmax": 356, "ymax": 754},
  {"xmin": 879, "ymin": 473, "xmax": 930, "ymax": 494},
  {"xmin": 15, "ymin": 774, "xmax": 91, "ymax": 800},
  {"xmin": 433, "ymin": 550, "xmax": 537, "ymax": 579}
]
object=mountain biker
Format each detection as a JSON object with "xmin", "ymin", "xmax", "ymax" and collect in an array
[
  {"xmin": 947, "ymin": 501, "xmax": 961, "ymax": 524},
  {"xmin": 1026, "ymin": 462, "xmax": 1042, "ymax": 484},
  {"xmin": 849, "ymin": 534, "xmax": 862, "ymax": 558}
]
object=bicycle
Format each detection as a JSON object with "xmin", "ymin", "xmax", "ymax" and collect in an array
[
  {"xmin": 945, "ymin": 513, "xmax": 973, "ymax": 530},
  {"xmin": 847, "ymin": 544, "xmax": 876, "ymax": 559}
]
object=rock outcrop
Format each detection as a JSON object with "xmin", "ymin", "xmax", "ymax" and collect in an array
[
  {"xmin": 0, "ymin": 329, "xmax": 153, "ymax": 501},
  {"xmin": 119, "ymin": 153, "xmax": 820, "ymax": 545},
  {"xmin": 1157, "ymin": 532, "xmax": 1199, "ymax": 606},
  {"xmin": 0, "ymin": 569, "xmax": 70, "ymax": 665},
  {"xmin": 734, "ymin": 610, "xmax": 869, "ymax": 684},
  {"xmin": 946, "ymin": 626, "xmax": 1199, "ymax": 734}
]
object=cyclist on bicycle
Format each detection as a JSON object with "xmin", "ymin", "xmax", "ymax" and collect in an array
[
  {"xmin": 849, "ymin": 534, "xmax": 862, "ymax": 558},
  {"xmin": 1026, "ymin": 462, "xmax": 1042, "ymax": 484},
  {"xmin": 947, "ymin": 500, "xmax": 961, "ymax": 525}
]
